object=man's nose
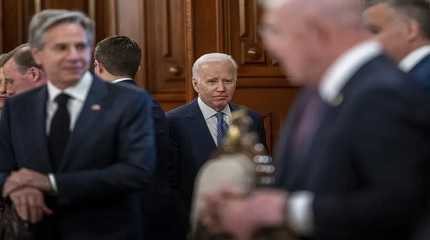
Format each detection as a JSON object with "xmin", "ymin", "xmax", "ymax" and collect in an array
[
  {"xmin": 216, "ymin": 82, "xmax": 226, "ymax": 91},
  {"xmin": 67, "ymin": 46, "xmax": 80, "ymax": 59}
]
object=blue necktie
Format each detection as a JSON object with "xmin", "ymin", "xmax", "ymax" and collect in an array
[{"xmin": 216, "ymin": 112, "xmax": 228, "ymax": 145}]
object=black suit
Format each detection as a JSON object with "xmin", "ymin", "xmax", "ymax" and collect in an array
[
  {"xmin": 410, "ymin": 53, "xmax": 430, "ymax": 89},
  {"xmin": 115, "ymin": 79, "xmax": 181, "ymax": 240},
  {"xmin": 405, "ymin": 53, "xmax": 430, "ymax": 240},
  {"xmin": 276, "ymin": 55, "xmax": 430, "ymax": 240},
  {"xmin": 167, "ymin": 99, "xmax": 267, "ymax": 235},
  {"xmin": 0, "ymin": 75, "xmax": 155, "ymax": 240}
]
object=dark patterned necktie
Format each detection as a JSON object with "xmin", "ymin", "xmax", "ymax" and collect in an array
[
  {"xmin": 216, "ymin": 111, "xmax": 228, "ymax": 145},
  {"xmin": 48, "ymin": 93, "xmax": 71, "ymax": 171}
]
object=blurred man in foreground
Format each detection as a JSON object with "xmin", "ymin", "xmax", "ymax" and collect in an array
[{"xmin": 201, "ymin": 0, "xmax": 430, "ymax": 239}]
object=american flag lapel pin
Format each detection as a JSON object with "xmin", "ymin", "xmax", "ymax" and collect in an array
[{"xmin": 91, "ymin": 104, "xmax": 102, "ymax": 111}]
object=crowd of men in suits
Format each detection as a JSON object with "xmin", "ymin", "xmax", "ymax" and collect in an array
[{"xmin": 0, "ymin": 0, "xmax": 430, "ymax": 239}]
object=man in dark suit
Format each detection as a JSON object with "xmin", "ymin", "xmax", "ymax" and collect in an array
[
  {"xmin": 0, "ymin": 10, "xmax": 155, "ymax": 240},
  {"xmin": 0, "ymin": 53, "xmax": 12, "ymax": 117},
  {"xmin": 363, "ymin": 0, "xmax": 430, "ymax": 87},
  {"xmin": 94, "ymin": 35, "xmax": 181, "ymax": 240},
  {"xmin": 364, "ymin": 2, "xmax": 430, "ymax": 238},
  {"xmin": 3, "ymin": 44, "xmax": 48, "ymax": 95},
  {"xmin": 0, "ymin": 44, "xmax": 48, "ymax": 119},
  {"xmin": 167, "ymin": 52, "xmax": 267, "ymax": 235},
  {"xmin": 201, "ymin": 0, "xmax": 430, "ymax": 240}
]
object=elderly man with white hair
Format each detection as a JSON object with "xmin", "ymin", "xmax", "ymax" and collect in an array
[
  {"xmin": 200, "ymin": 0, "xmax": 430, "ymax": 240},
  {"xmin": 167, "ymin": 52, "xmax": 267, "ymax": 237}
]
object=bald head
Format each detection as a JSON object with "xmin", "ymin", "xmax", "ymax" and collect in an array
[
  {"xmin": 261, "ymin": 0, "xmax": 366, "ymax": 29},
  {"xmin": 260, "ymin": 0, "xmax": 371, "ymax": 86}
]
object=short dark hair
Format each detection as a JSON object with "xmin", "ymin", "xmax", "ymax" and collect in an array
[
  {"xmin": 369, "ymin": 0, "xmax": 430, "ymax": 39},
  {"xmin": 94, "ymin": 36, "xmax": 142, "ymax": 78}
]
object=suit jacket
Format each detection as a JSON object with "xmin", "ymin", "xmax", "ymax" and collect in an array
[
  {"xmin": 275, "ymin": 55, "xmax": 430, "ymax": 240},
  {"xmin": 116, "ymin": 79, "xmax": 174, "ymax": 190},
  {"xmin": 115, "ymin": 79, "xmax": 182, "ymax": 240},
  {"xmin": 407, "ymin": 54, "xmax": 430, "ymax": 240},
  {"xmin": 410, "ymin": 54, "xmax": 430, "ymax": 89},
  {"xmin": 167, "ymin": 99, "xmax": 267, "ymax": 233},
  {"xmin": 0, "ymin": 75, "xmax": 155, "ymax": 240}
]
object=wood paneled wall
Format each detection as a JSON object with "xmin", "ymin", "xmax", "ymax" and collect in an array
[{"xmin": 0, "ymin": 0, "xmax": 299, "ymax": 152}]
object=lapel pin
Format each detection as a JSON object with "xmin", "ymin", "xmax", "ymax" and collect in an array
[
  {"xmin": 91, "ymin": 104, "xmax": 102, "ymax": 111},
  {"xmin": 331, "ymin": 94, "xmax": 343, "ymax": 106}
]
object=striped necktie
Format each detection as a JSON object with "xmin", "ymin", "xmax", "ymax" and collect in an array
[{"xmin": 216, "ymin": 111, "xmax": 228, "ymax": 145}]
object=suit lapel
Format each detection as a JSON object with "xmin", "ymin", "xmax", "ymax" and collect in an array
[
  {"xmin": 187, "ymin": 100, "xmax": 216, "ymax": 166},
  {"xmin": 410, "ymin": 54, "xmax": 430, "ymax": 88},
  {"xmin": 27, "ymin": 87, "xmax": 52, "ymax": 172},
  {"xmin": 279, "ymin": 89, "xmax": 317, "ymax": 188},
  {"xmin": 288, "ymin": 65, "xmax": 362, "ymax": 189},
  {"xmin": 58, "ymin": 77, "xmax": 108, "ymax": 171}
]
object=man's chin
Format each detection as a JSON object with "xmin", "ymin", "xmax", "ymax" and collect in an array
[{"xmin": 213, "ymin": 101, "xmax": 229, "ymax": 110}]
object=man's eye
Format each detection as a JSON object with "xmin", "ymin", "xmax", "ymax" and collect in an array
[
  {"xmin": 5, "ymin": 78, "xmax": 14, "ymax": 84},
  {"xmin": 54, "ymin": 45, "xmax": 67, "ymax": 51},
  {"xmin": 76, "ymin": 43, "xmax": 88, "ymax": 50},
  {"xmin": 367, "ymin": 26, "xmax": 380, "ymax": 34}
]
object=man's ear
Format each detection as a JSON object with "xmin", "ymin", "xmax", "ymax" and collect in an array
[
  {"xmin": 406, "ymin": 19, "xmax": 420, "ymax": 42},
  {"xmin": 309, "ymin": 16, "xmax": 331, "ymax": 46},
  {"xmin": 94, "ymin": 60, "xmax": 104, "ymax": 75},
  {"xmin": 28, "ymin": 67, "xmax": 40, "ymax": 82},
  {"xmin": 192, "ymin": 78, "xmax": 199, "ymax": 93}
]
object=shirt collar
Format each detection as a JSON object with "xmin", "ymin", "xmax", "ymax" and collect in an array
[
  {"xmin": 112, "ymin": 78, "xmax": 133, "ymax": 84},
  {"xmin": 197, "ymin": 97, "xmax": 231, "ymax": 120},
  {"xmin": 47, "ymin": 71, "xmax": 93, "ymax": 102},
  {"xmin": 399, "ymin": 45, "xmax": 430, "ymax": 72},
  {"xmin": 320, "ymin": 40, "xmax": 382, "ymax": 104}
]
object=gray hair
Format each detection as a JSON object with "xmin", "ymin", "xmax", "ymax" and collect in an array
[
  {"xmin": 0, "ymin": 54, "xmax": 8, "ymax": 67},
  {"xmin": 259, "ymin": 0, "xmax": 288, "ymax": 9},
  {"xmin": 29, "ymin": 9, "xmax": 95, "ymax": 49},
  {"xmin": 192, "ymin": 53, "xmax": 238, "ymax": 80}
]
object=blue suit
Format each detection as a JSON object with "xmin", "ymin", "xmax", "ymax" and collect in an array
[
  {"xmin": 0, "ymin": 75, "xmax": 155, "ymax": 240},
  {"xmin": 167, "ymin": 99, "xmax": 267, "ymax": 236},
  {"xmin": 115, "ymin": 79, "xmax": 182, "ymax": 240},
  {"xmin": 276, "ymin": 55, "xmax": 430, "ymax": 240},
  {"xmin": 410, "ymin": 54, "xmax": 430, "ymax": 89},
  {"xmin": 407, "ymin": 53, "xmax": 430, "ymax": 240}
]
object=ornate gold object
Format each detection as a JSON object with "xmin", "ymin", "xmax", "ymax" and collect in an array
[{"xmin": 191, "ymin": 110, "xmax": 296, "ymax": 240}]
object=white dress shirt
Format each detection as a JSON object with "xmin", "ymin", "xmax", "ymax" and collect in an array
[
  {"xmin": 287, "ymin": 40, "xmax": 383, "ymax": 236},
  {"xmin": 112, "ymin": 77, "xmax": 133, "ymax": 84},
  {"xmin": 399, "ymin": 45, "xmax": 430, "ymax": 72},
  {"xmin": 46, "ymin": 71, "xmax": 93, "ymax": 134},
  {"xmin": 197, "ymin": 97, "xmax": 231, "ymax": 146}
]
